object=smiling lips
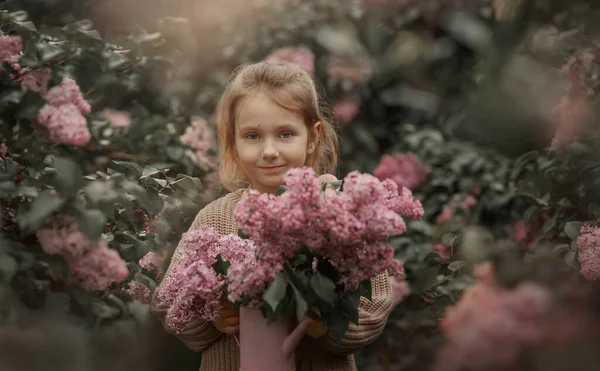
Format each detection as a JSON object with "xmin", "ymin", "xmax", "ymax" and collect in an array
[{"xmin": 260, "ymin": 165, "xmax": 285, "ymax": 173}]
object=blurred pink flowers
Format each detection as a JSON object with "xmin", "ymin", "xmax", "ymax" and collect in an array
[
  {"xmin": 36, "ymin": 215, "xmax": 128, "ymax": 290},
  {"xmin": 374, "ymin": 153, "xmax": 429, "ymax": 190},
  {"xmin": 435, "ymin": 271, "xmax": 552, "ymax": 371},
  {"xmin": 180, "ymin": 116, "xmax": 217, "ymax": 171},
  {"xmin": 264, "ymin": 46, "xmax": 315, "ymax": 74},
  {"xmin": 577, "ymin": 224, "xmax": 600, "ymax": 281},
  {"xmin": 37, "ymin": 78, "xmax": 91, "ymax": 147},
  {"xmin": 333, "ymin": 96, "xmax": 361, "ymax": 124}
]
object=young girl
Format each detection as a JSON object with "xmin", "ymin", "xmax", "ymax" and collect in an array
[{"xmin": 151, "ymin": 62, "xmax": 394, "ymax": 371}]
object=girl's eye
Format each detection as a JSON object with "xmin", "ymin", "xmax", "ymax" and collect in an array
[
  {"xmin": 246, "ymin": 133, "xmax": 259, "ymax": 140},
  {"xmin": 280, "ymin": 132, "xmax": 293, "ymax": 139}
]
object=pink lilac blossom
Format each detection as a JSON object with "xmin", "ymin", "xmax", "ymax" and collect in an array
[
  {"xmin": 264, "ymin": 46, "xmax": 315, "ymax": 74},
  {"xmin": 509, "ymin": 215, "xmax": 546, "ymax": 251},
  {"xmin": 36, "ymin": 77, "xmax": 91, "ymax": 147},
  {"xmin": 20, "ymin": 68, "xmax": 51, "ymax": 94},
  {"xmin": 139, "ymin": 250, "xmax": 165, "ymax": 274},
  {"xmin": 154, "ymin": 226, "xmax": 255, "ymax": 333},
  {"xmin": 233, "ymin": 167, "xmax": 423, "ymax": 299},
  {"xmin": 576, "ymin": 224, "xmax": 600, "ymax": 281},
  {"xmin": 462, "ymin": 195, "xmax": 477, "ymax": 213},
  {"xmin": 36, "ymin": 215, "xmax": 128, "ymax": 290},
  {"xmin": 432, "ymin": 243, "xmax": 452, "ymax": 263},
  {"xmin": 549, "ymin": 50, "xmax": 597, "ymax": 151},
  {"xmin": 0, "ymin": 35, "xmax": 51, "ymax": 94},
  {"xmin": 102, "ymin": 108, "xmax": 131, "ymax": 128},
  {"xmin": 180, "ymin": 117, "xmax": 217, "ymax": 171},
  {"xmin": 374, "ymin": 153, "xmax": 429, "ymax": 190},
  {"xmin": 125, "ymin": 281, "xmax": 152, "ymax": 304},
  {"xmin": 434, "ymin": 276, "xmax": 552, "ymax": 371},
  {"xmin": 0, "ymin": 35, "xmax": 22, "ymax": 62},
  {"xmin": 37, "ymin": 104, "xmax": 91, "ymax": 146},
  {"xmin": 44, "ymin": 78, "xmax": 91, "ymax": 113},
  {"xmin": 436, "ymin": 207, "xmax": 453, "ymax": 224},
  {"xmin": 332, "ymin": 96, "xmax": 361, "ymax": 124}
]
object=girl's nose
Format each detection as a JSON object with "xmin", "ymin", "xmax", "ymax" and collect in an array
[{"xmin": 261, "ymin": 139, "xmax": 279, "ymax": 159}]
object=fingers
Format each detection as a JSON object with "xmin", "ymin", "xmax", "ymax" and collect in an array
[
  {"xmin": 221, "ymin": 307, "xmax": 238, "ymax": 319},
  {"xmin": 318, "ymin": 174, "xmax": 338, "ymax": 183},
  {"xmin": 221, "ymin": 315, "xmax": 239, "ymax": 327},
  {"xmin": 222, "ymin": 325, "xmax": 240, "ymax": 336}
]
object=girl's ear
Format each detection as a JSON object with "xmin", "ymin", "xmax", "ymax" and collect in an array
[{"xmin": 308, "ymin": 121, "xmax": 322, "ymax": 154}]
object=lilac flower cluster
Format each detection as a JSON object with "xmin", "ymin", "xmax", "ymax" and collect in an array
[
  {"xmin": 36, "ymin": 215, "xmax": 128, "ymax": 290},
  {"xmin": 577, "ymin": 224, "xmax": 600, "ymax": 280},
  {"xmin": 435, "ymin": 277, "xmax": 551, "ymax": 371},
  {"xmin": 154, "ymin": 226, "xmax": 255, "ymax": 333},
  {"xmin": 374, "ymin": 152, "xmax": 429, "ymax": 190},
  {"xmin": 230, "ymin": 167, "xmax": 423, "ymax": 302},
  {"xmin": 37, "ymin": 78, "xmax": 92, "ymax": 146}
]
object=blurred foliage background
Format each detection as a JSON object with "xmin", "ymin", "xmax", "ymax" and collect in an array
[{"xmin": 3, "ymin": 0, "xmax": 600, "ymax": 370}]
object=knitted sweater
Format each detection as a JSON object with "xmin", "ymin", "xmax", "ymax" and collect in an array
[{"xmin": 151, "ymin": 190, "xmax": 394, "ymax": 371}]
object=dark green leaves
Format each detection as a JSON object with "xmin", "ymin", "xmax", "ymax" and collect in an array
[
  {"xmin": 17, "ymin": 191, "xmax": 65, "ymax": 234},
  {"xmin": 72, "ymin": 207, "xmax": 106, "ymax": 242},
  {"xmin": 263, "ymin": 273, "xmax": 288, "ymax": 312},
  {"xmin": 564, "ymin": 221, "xmax": 584, "ymax": 240},
  {"xmin": 275, "ymin": 185, "xmax": 288, "ymax": 196},
  {"xmin": 310, "ymin": 272, "xmax": 336, "ymax": 306}
]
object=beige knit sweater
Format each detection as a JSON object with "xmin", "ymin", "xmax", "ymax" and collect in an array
[{"xmin": 151, "ymin": 190, "xmax": 394, "ymax": 371}]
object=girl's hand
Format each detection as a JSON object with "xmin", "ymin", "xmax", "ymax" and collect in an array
[
  {"xmin": 213, "ymin": 297, "xmax": 240, "ymax": 335},
  {"xmin": 317, "ymin": 174, "xmax": 339, "ymax": 198}
]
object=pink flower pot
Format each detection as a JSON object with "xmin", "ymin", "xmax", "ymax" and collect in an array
[{"xmin": 239, "ymin": 306, "xmax": 310, "ymax": 371}]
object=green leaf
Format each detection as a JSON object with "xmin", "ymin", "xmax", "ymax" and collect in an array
[
  {"xmin": 141, "ymin": 166, "xmax": 163, "ymax": 179},
  {"xmin": 238, "ymin": 228, "xmax": 249, "ymax": 240},
  {"xmin": 448, "ymin": 260, "xmax": 466, "ymax": 272},
  {"xmin": 13, "ymin": 21, "xmax": 37, "ymax": 32},
  {"xmin": 72, "ymin": 208, "xmax": 106, "ymax": 242},
  {"xmin": 563, "ymin": 250, "xmax": 580, "ymax": 270},
  {"xmin": 0, "ymin": 254, "xmax": 18, "ymax": 283},
  {"xmin": 523, "ymin": 206, "xmax": 539, "ymax": 224},
  {"xmin": 360, "ymin": 279, "xmax": 372, "ymax": 301},
  {"xmin": 291, "ymin": 284, "xmax": 308, "ymax": 322},
  {"xmin": 310, "ymin": 272, "xmax": 336, "ymax": 306},
  {"xmin": 212, "ymin": 255, "xmax": 231, "ymax": 276},
  {"xmin": 172, "ymin": 174, "xmax": 203, "ymax": 193},
  {"xmin": 539, "ymin": 214, "xmax": 558, "ymax": 236},
  {"xmin": 36, "ymin": 42, "xmax": 63, "ymax": 62},
  {"xmin": 340, "ymin": 293, "xmax": 360, "ymax": 324},
  {"xmin": 552, "ymin": 244, "xmax": 570, "ymax": 256},
  {"xmin": 263, "ymin": 273, "xmax": 288, "ymax": 312},
  {"xmin": 112, "ymin": 161, "xmax": 143, "ymax": 176},
  {"xmin": 17, "ymin": 191, "xmax": 65, "ymax": 234},
  {"xmin": 324, "ymin": 315, "xmax": 350, "ymax": 343},
  {"xmin": 79, "ymin": 29, "xmax": 102, "ymax": 41},
  {"xmin": 51, "ymin": 157, "xmax": 84, "ymax": 197},
  {"xmin": 515, "ymin": 150, "xmax": 539, "ymax": 167},
  {"xmin": 275, "ymin": 185, "xmax": 288, "ymax": 196},
  {"xmin": 564, "ymin": 221, "xmax": 584, "ymax": 240}
]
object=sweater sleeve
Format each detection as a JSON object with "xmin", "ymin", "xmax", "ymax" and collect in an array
[
  {"xmin": 315, "ymin": 273, "xmax": 393, "ymax": 356},
  {"xmin": 150, "ymin": 203, "xmax": 224, "ymax": 352}
]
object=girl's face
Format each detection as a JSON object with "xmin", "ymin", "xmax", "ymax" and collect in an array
[{"xmin": 235, "ymin": 91, "xmax": 320, "ymax": 194}]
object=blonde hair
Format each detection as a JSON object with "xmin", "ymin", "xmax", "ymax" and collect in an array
[{"xmin": 216, "ymin": 62, "xmax": 339, "ymax": 192}]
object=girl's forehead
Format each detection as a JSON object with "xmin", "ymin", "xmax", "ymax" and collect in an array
[{"xmin": 236, "ymin": 92, "xmax": 304, "ymax": 126}]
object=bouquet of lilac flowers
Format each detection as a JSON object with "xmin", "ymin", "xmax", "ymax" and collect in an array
[
  {"xmin": 226, "ymin": 167, "xmax": 423, "ymax": 341},
  {"xmin": 154, "ymin": 226, "xmax": 255, "ymax": 333}
]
